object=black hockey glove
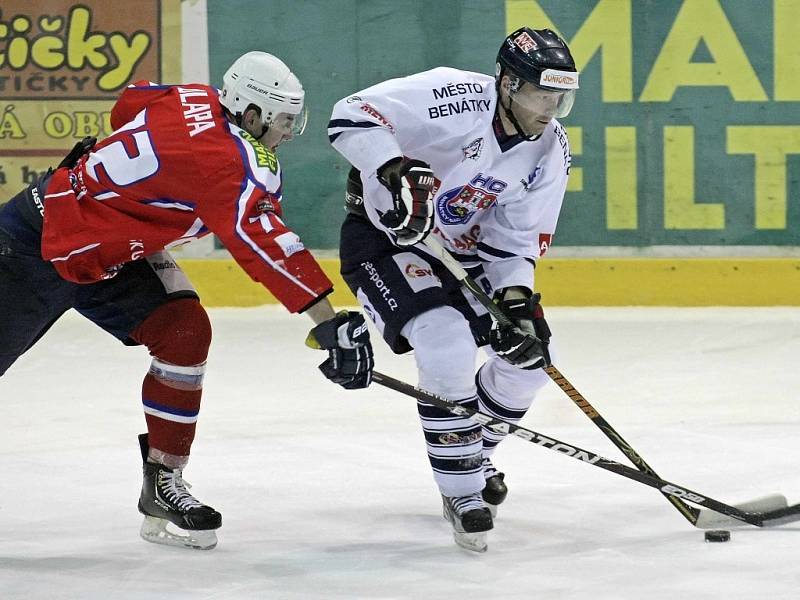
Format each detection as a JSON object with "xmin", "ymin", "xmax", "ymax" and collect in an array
[
  {"xmin": 489, "ymin": 290, "xmax": 552, "ymax": 370},
  {"xmin": 306, "ymin": 311, "xmax": 374, "ymax": 389},
  {"xmin": 57, "ymin": 136, "xmax": 96, "ymax": 170},
  {"xmin": 377, "ymin": 157, "xmax": 436, "ymax": 246}
]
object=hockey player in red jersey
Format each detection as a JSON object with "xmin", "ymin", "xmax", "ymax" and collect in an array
[{"xmin": 0, "ymin": 51, "xmax": 374, "ymax": 550}]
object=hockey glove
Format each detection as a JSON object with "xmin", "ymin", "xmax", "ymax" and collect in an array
[
  {"xmin": 489, "ymin": 291, "xmax": 551, "ymax": 370},
  {"xmin": 306, "ymin": 311, "xmax": 374, "ymax": 389},
  {"xmin": 58, "ymin": 136, "xmax": 96, "ymax": 170},
  {"xmin": 377, "ymin": 157, "xmax": 436, "ymax": 246}
]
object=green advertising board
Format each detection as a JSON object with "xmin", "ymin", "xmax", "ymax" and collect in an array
[{"xmin": 208, "ymin": 0, "xmax": 799, "ymax": 250}]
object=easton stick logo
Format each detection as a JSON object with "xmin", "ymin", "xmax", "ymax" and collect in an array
[{"xmin": 417, "ymin": 386, "xmax": 602, "ymax": 464}]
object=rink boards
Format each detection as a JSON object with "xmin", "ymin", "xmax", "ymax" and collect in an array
[{"xmin": 176, "ymin": 257, "xmax": 800, "ymax": 307}]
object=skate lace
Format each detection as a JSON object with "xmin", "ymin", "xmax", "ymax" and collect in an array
[
  {"xmin": 159, "ymin": 469, "xmax": 204, "ymax": 511},
  {"xmin": 450, "ymin": 492, "xmax": 485, "ymax": 516}
]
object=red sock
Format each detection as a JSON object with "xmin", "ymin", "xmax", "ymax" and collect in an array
[{"xmin": 130, "ymin": 298, "xmax": 211, "ymax": 458}]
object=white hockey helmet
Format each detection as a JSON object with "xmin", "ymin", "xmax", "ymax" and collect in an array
[{"xmin": 220, "ymin": 51, "xmax": 307, "ymax": 136}]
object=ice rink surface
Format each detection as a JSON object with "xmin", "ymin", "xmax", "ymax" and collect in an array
[{"xmin": 1, "ymin": 306, "xmax": 799, "ymax": 599}]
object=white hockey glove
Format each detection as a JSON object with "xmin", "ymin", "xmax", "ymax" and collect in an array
[
  {"xmin": 306, "ymin": 311, "xmax": 374, "ymax": 389},
  {"xmin": 489, "ymin": 290, "xmax": 551, "ymax": 370},
  {"xmin": 377, "ymin": 157, "xmax": 436, "ymax": 246}
]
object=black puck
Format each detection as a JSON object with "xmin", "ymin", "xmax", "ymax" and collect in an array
[{"xmin": 704, "ymin": 529, "xmax": 731, "ymax": 543}]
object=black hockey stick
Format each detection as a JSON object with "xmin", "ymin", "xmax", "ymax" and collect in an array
[
  {"xmin": 420, "ymin": 236, "xmax": 787, "ymax": 528},
  {"xmin": 372, "ymin": 370, "xmax": 799, "ymax": 527}
]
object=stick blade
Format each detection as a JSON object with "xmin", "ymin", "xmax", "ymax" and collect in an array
[{"xmin": 695, "ymin": 494, "xmax": 788, "ymax": 529}]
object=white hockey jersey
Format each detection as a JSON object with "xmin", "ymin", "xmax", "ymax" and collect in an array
[{"xmin": 328, "ymin": 67, "xmax": 571, "ymax": 293}]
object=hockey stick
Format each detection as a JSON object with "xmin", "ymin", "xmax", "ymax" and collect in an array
[
  {"xmin": 372, "ymin": 370, "xmax": 799, "ymax": 527},
  {"xmin": 420, "ymin": 236, "xmax": 787, "ymax": 528}
]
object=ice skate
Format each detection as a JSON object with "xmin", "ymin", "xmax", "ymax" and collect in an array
[
  {"xmin": 481, "ymin": 457, "xmax": 508, "ymax": 517},
  {"xmin": 441, "ymin": 493, "xmax": 493, "ymax": 553},
  {"xmin": 137, "ymin": 434, "xmax": 221, "ymax": 550}
]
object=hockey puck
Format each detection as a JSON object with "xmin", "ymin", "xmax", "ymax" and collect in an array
[{"xmin": 704, "ymin": 530, "xmax": 731, "ymax": 543}]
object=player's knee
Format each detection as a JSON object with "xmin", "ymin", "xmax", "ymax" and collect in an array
[
  {"xmin": 478, "ymin": 355, "xmax": 549, "ymax": 408},
  {"xmin": 403, "ymin": 306, "xmax": 476, "ymax": 397},
  {"xmin": 132, "ymin": 298, "xmax": 212, "ymax": 366}
]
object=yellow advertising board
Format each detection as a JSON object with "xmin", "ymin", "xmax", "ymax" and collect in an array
[{"xmin": 0, "ymin": 0, "xmax": 181, "ymax": 199}]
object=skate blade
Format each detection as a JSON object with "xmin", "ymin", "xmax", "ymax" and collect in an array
[
  {"xmin": 140, "ymin": 515, "xmax": 218, "ymax": 550},
  {"xmin": 453, "ymin": 531, "xmax": 488, "ymax": 553}
]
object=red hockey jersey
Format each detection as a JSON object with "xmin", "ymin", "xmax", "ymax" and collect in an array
[{"xmin": 40, "ymin": 81, "xmax": 332, "ymax": 313}]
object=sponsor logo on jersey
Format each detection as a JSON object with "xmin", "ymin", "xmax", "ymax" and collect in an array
[
  {"xmin": 404, "ymin": 263, "xmax": 434, "ymax": 278},
  {"xmin": 514, "ymin": 31, "xmax": 538, "ymax": 52},
  {"xmin": 150, "ymin": 259, "xmax": 178, "ymax": 271},
  {"xmin": 392, "ymin": 253, "xmax": 441, "ymax": 293},
  {"xmin": 427, "ymin": 98, "xmax": 491, "ymax": 120},
  {"xmin": 553, "ymin": 123, "xmax": 571, "ymax": 171},
  {"xmin": 346, "ymin": 95, "xmax": 363, "ymax": 103},
  {"xmin": 360, "ymin": 103, "xmax": 394, "ymax": 132},
  {"xmin": 238, "ymin": 130, "xmax": 279, "ymax": 173},
  {"xmin": 462, "ymin": 137, "xmax": 483, "ymax": 161},
  {"xmin": 361, "ymin": 261, "xmax": 399, "ymax": 311},
  {"xmin": 274, "ymin": 231, "xmax": 304, "ymax": 257},
  {"xmin": 432, "ymin": 82, "xmax": 484, "ymax": 99},
  {"xmin": 539, "ymin": 233, "xmax": 553, "ymax": 255},
  {"xmin": 436, "ymin": 173, "xmax": 506, "ymax": 225},
  {"xmin": 129, "ymin": 239, "xmax": 145, "ymax": 261},
  {"xmin": 521, "ymin": 165, "xmax": 543, "ymax": 192}
]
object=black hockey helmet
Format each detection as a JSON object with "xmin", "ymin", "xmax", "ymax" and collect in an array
[
  {"xmin": 495, "ymin": 27, "xmax": 579, "ymax": 124},
  {"xmin": 497, "ymin": 27, "xmax": 578, "ymax": 91}
]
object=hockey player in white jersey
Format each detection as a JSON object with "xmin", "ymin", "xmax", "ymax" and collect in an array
[{"xmin": 328, "ymin": 27, "xmax": 578, "ymax": 552}]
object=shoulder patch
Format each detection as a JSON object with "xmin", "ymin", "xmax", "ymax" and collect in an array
[{"xmin": 238, "ymin": 130, "xmax": 279, "ymax": 174}]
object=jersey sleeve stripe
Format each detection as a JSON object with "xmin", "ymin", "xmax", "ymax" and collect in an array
[
  {"xmin": 234, "ymin": 179, "xmax": 319, "ymax": 298},
  {"xmin": 476, "ymin": 242, "xmax": 518, "ymax": 259},
  {"xmin": 49, "ymin": 242, "xmax": 101, "ymax": 262},
  {"xmin": 327, "ymin": 119, "xmax": 382, "ymax": 131}
]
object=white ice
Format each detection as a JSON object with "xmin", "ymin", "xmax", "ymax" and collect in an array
[{"xmin": 1, "ymin": 306, "xmax": 799, "ymax": 599}]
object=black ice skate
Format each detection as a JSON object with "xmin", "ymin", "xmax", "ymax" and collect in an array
[
  {"xmin": 481, "ymin": 457, "xmax": 508, "ymax": 517},
  {"xmin": 441, "ymin": 493, "xmax": 493, "ymax": 553},
  {"xmin": 137, "ymin": 434, "xmax": 221, "ymax": 550}
]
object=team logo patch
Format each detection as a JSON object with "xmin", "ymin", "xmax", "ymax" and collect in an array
[
  {"xmin": 462, "ymin": 137, "xmax": 483, "ymax": 161},
  {"xmin": 437, "ymin": 185, "xmax": 498, "ymax": 225},
  {"xmin": 521, "ymin": 165, "xmax": 543, "ymax": 192},
  {"xmin": 539, "ymin": 233, "xmax": 553, "ymax": 255}
]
